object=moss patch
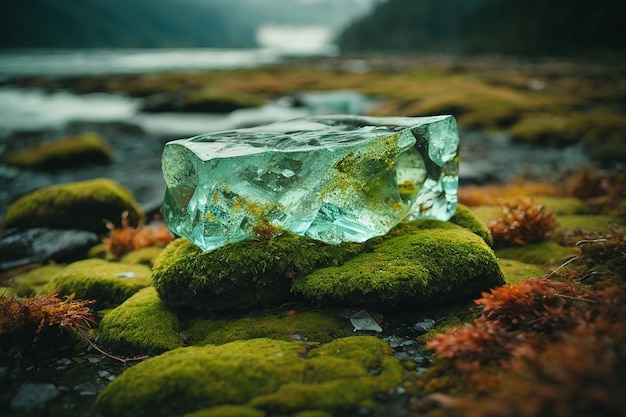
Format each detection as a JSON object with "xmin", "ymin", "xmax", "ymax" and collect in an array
[
  {"xmin": 497, "ymin": 258, "xmax": 548, "ymax": 284},
  {"xmin": 119, "ymin": 246, "xmax": 165, "ymax": 267},
  {"xmin": 450, "ymin": 203, "xmax": 493, "ymax": 246},
  {"xmin": 183, "ymin": 406, "xmax": 266, "ymax": 417},
  {"xmin": 555, "ymin": 214, "xmax": 625, "ymax": 235},
  {"xmin": 2, "ymin": 178, "xmax": 144, "ymax": 234},
  {"xmin": 468, "ymin": 205, "xmax": 502, "ymax": 227},
  {"xmin": 152, "ymin": 234, "xmax": 365, "ymax": 312},
  {"xmin": 2, "ymin": 132, "xmax": 113, "ymax": 170},
  {"xmin": 185, "ymin": 309, "xmax": 351, "ymax": 346},
  {"xmin": 10, "ymin": 263, "xmax": 66, "ymax": 297},
  {"xmin": 496, "ymin": 241, "xmax": 576, "ymax": 266},
  {"xmin": 98, "ymin": 286, "xmax": 183, "ymax": 355},
  {"xmin": 292, "ymin": 222, "xmax": 505, "ymax": 309},
  {"xmin": 539, "ymin": 196, "xmax": 590, "ymax": 215},
  {"xmin": 96, "ymin": 336, "xmax": 404, "ymax": 417},
  {"xmin": 39, "ymin": 259, "xmax": 152, "ymax": 309}
]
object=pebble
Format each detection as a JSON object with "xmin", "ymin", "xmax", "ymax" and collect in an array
[{"xmin": 10, "ymin": 383, "xmax": 61, "ymax": 412}]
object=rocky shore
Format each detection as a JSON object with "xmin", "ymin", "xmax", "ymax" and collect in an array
[{"xmin": 1, "ymin": 56, "xmax": 625, "ymax": 417}]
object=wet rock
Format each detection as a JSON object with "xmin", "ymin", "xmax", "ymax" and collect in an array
[
  {"xmin": 0, "ymin": 227, "xmax": 99, "ymax": 272},
  {"xmin": 1, "ymin": 178, "xmax": 144, "ymax": 234},
  {"xmin": 10, "ymin": 382, "xmax": 60, "ymax": 412},
  {"xmin": 412, "ymin": 318, "xmax": 436, "ymax": 334}
]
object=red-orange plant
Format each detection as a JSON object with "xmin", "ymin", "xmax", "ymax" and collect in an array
[
  {"xmin": 103, "ymin": 211, "xmax": 174, "ymax": 257},
  {"xmin": 488, "ymin": 197, "xmax": 556, "ymax": 247},
  {"xmin": 420, "ymin": 272, "xmax": 626, "ymax": 417},
  {"xmin": 0, "ymin": 292, "xmax": 147, "ymax": 363},
  {"xmin": 0, "ymin": 291, "xmax": 95, "ymax": 345}
]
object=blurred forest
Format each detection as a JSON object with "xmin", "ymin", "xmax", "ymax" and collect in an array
[
  {"xmin": 0, "ymin": 0, "xmax": 373, "ymax": 49},
  {"xmin": 338, "ymin": 0, "xmax": 626, "ymax": 57},
  {"xmin": 0, "ymin": 0, "xmax": 256, "ymax": 48}
]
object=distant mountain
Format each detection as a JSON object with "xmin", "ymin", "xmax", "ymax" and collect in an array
[
  {"xmin": 338, "ymin": 0, "xmax": 626, "ymax": 57},
  {"xmin": 0, "ymin": 0, "xmax": 257, "ymax": 48}
]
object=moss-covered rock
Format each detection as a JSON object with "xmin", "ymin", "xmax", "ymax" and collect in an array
[
  {"xmin": 38, "ymin": 259, "xmax": 151, "ymax": 309},
  {"xmin": 98, "ymin": 293, "xmax": 350, "ymax": 356},
  {"xmin": 292, "ymin": 221, "xmax": 505, "ymax": 309},
  {"xmin": 2, "ymin": 132, "xmax": 113, "ymax": 170},
  {"xmin": 98, "ymin": 286, "xmax": 183, "ymax": 355},
  {"xmin": 450, "ymin": 203, "xmax": 493, "ymax": 246},
  {"xmin": 119, "ymin": 246, "xmax": 165, "ymax": 267},
  {"xmin": 2, "ymin": 178, "xmax": 144, "ymax": 234},
  {"xmin": 185, "ymin": 309, "xmax": 351, "ymax": 346},
  {"xmin": 141, "ymin": 89, "xmax": 266, "ymax": 113},
  {"xmin": 10, "ymin": 263, "xmax": 66, "ymax": 297},
  {"xmin": 152, "ymin": 234, "xmax": 365, "ymax": 312},
  {"xmin": 96, "ymin": 336, "xmax": 404, "ymax": 417},
  {"xmin": 183, "ymin": 406, "xmax": 266, "ymax": 417}
]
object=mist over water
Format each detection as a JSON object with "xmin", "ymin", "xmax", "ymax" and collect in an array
[
  {"xmin": 0, "ymin": 26, "xmax": 341, "ymax": 137},
  {"xmin": 0, "ymin": 48, "xmax": 280, "ymax": 78}
]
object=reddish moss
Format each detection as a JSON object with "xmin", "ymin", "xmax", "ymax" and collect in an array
[{"xmin": 488, "ymin": 197, "xmax": 556, "ymax": 248}]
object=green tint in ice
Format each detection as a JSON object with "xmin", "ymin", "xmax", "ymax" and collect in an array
[{"xmin": 161, "ymin": 115, "xmax": 459, "ymax": 251}]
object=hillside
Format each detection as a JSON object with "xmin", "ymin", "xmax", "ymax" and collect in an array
[
  {"xmin": 0, "ymin": 0, "xmax": 257, "ymax": 48},
  {"xmin": 338, "ymin": 0, "xmax": 626, "ymax": 57}
]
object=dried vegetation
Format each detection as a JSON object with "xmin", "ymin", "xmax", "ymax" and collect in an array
[{"xmin": 488, "ymin": 197, "xmax": 556, "ymax": 248}]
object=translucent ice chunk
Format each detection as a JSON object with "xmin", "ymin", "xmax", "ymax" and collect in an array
[{"xmin": 161, "ymin": 115, "xmax": 459, "ymax": 251}]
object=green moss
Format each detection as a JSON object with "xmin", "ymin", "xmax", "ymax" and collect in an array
[
  {"xmin": 96, "ymin": 336, "xmax": 403, "ymax": 417},
  {"xmin": 38, "ymin": 259, "xmax": 152, "ymax": 309},
  {"xmin": 185, "ymin": 309, "xmax": 351, "ymax": 346},
  {"xmin": 497, "ymin": 258, "xmax": 547, "ymax": 284},
  {"xmin": 98, "ymin": 287, "xmax": 183, "ymax": 355},
  {"xmin": 468, "ymin": 206, "xmax": 501, "ymax": 227},
  {"xmin": 511, "ymin": 111, "xmax": 626, "ymax": 167},
  {"xmin": 11, "ymin": 263, "xmax": 66, "ymax": 297},
  {"xmin": 510, "ymin": 114, "xmax": 579, "ymax": 147},
  {"xmin": 119, "ymin": 246, "xmax": 165, "ymax": 267},
  {"xmin": 450, "ymin": 203, "xmax": 493, "ymax": 246},
  {"xmin": 2, "ymin": 178, "xmax": 144, "ymax": 234},
  {"xmin": 1, "ymin": 287, "xmax": 17, "ymax": 298},
  {"xmin": 292, "ymin": 410, "xmax": 333, "ymax": 417},
  {"xmin": 555, "ymin": 214, "xmax": 625, "ymax": 235},
  {"xmin": 292, "ymin": 224, "xmax": 505, "ymax": 309},
  {"xmin": 88, "ymin": 243, "xmax": 107, "ymax": 259},
  {"xmin": 183, "ymin": 406, "xmax": 266, "ymax": 417},
  {"xmin": 185, "ymin": 89, "xmax": 266, "ymax": 112},
  {"xmin": 2, "ymin": 132, "xmax": 113, "ymax": 170},
  {"xmin": 539, "ymin": 197, "xmax": 590, "ymax": 215},
  {"xmin": 496, "ymin": 241, "xmax": 576, "ymax": 266},
  {"xmin": 249, "ymin": 337, "xmax": 404, "ymax": 415},
  {"xmin": 152, "ymin": 234, "xmax": 365, "ymax": 312}
]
